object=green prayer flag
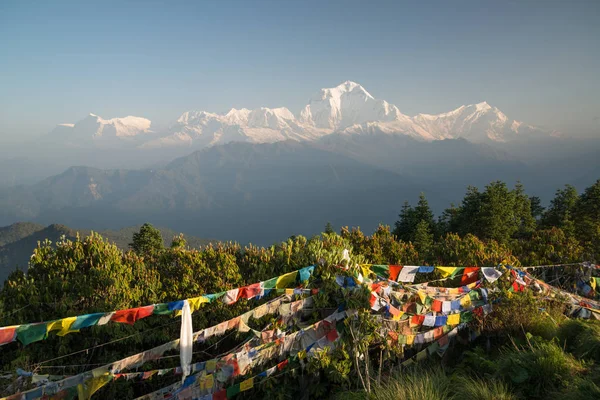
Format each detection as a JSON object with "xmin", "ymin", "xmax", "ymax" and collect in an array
[
  {"xmin": 152, "ymin": 303, "xmax": 172, "ymax": 315},
  {"xmin": 424, "ymin": 296, "xmax": 433, "ymax": 307},
  {"xmin": 263, "ymin": 277, "xmax": 278, "ymax": 289},
  {"xmin": 227, "ymin": 383, "xmax": 240, "ymax": 398},
  {"xmin": 460, "ymin": 311, "xmax": 474, "ymax": 323},
  {"xmin": 16, "ymin": 323, "xmax": 48, "ymax": 346},
  {"xmin": 371, "ymin": 265, "xmax": 389, "ymax": 277},
  {"xmin": 469, "ymin": 290, "xmax": 481, "ymax": 301}
]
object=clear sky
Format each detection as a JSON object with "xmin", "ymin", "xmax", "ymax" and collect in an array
[{"xmin": 1, "ymin": 0, "xmax": 599, "ymax": 142}]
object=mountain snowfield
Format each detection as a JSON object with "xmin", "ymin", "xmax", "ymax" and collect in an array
[
  {"xmin": 51, "ymin": 81, "xmax": 549, "ymax": 149},
  {"xmin": 50, "ymin": 113, "xmax": 153, "ymax": 147}
]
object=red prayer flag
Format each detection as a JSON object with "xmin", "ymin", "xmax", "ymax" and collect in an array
[
  {"xmin": 389, "ymin": 265, "xmax": 403, "ymax": 281},
  {"xmin": 369, "ymin": 293, "xmax": 377, "ymax": 307},
  {"xmin": 432, "ymin": 300, "xmax": 443, "ymax": 312},
  {"xmin": 461, "ymin": 267, "xmax": 480, "ymax": 285},
  {"xmin": 0, "ymin": 326, "xmax": 16, "ymax": 345},
  {"xmin": 111, "ymin": 309, "xmax": 137, "ymax": 325},
  {"xmin": 326, "ymin": 329, "xmax": 339, "ymax": 342},
  {"xmin": 213, "ymin": 390, "xmax": 227, "ymax": 400},
  {"xmin": 277, "ymin": 359, "xmax": 289, "ymax": 370},
  {"xmin": 239, "ymin": 283, "xmax": 262, "ymax": 299},
  {"xmin": 136, "ymin": 305, "xmax": 154, "ymax": 321}
]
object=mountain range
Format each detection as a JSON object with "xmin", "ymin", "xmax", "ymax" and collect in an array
[
  {"xmin": 0, "ymin": 81, "xmax": 597, "ymax": 246},
  {"xmin": 48, "ymin": 81, "xmax": 553, "ymax": 151}
]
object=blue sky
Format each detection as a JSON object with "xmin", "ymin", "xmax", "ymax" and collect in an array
[{"xmin": 1, "ymin": 0, "xmax": 599, "ymax": 141}]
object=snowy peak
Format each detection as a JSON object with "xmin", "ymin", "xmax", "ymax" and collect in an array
[
  {"xmin": 413, "ymin": 101, "xmax": 522, "ymax": 142},
  {"xmin": 300, "ymin": 81, "xmax": 407, "ymax": 130},
  {"xmin": 48, "ymin": 113, "xmax": 153, "ymax": 148},
  {"xmin": 49, "ymin": 81, "xmax": 551, "ymax": 150}
]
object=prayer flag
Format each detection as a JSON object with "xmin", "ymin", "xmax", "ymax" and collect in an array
[
  {"xmin": 389, "ymin": 265, "xmax": 402, "ymax": 281},
  {"xmin": 16, "ymin": 323, "xmax": 47, "ymax": 346},
  {"xmin": 437, "ymin": 266, "xmax": 458, "ymax": 278},
  {"xmin": 447, "ymin": 314, "xmax": 460, "ymax": 325},
  {"xmin": 227, "ymin": 383, "xmax": 240, "ymax": 398},
  {"xmin": 398, "ymin": 266, "xmax": 419, "ymax": 283},
  {"xmin": 276, "ymin": 271, "xmax": 298, "ymax": 288},
  {"xmin": 0, "ymin": 326, "xmax": 17, "ymax": 345},
  {"xmin": 188, "ymin": 296, "xmax": 210, "ymax": 313},
  {"xmin": 299, "ymin": 266, "xmax": 315, "ymax": 282},
  {"xmin": 240, "ymin": 378, "xmax": 254, "ymax": 391},
  {"xmin": 482, "ymin": 267, "xmax": 503, "ymax": 283}
]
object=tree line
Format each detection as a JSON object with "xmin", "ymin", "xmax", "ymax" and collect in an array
[{"xmin": 391, "ymin": 179, "xmax": 600, "ymax": 264}]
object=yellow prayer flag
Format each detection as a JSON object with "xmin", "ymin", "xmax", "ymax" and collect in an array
[
  {"xmin": 591, "ymin": 278, "xmax": 597, "ymax": 291},
  {"xmin": 418, "ymin": 291, "xmax": 427, "ymax": 304},
  {"xmin": 406, "ymin": 335, "xmax": 415, "ymax": 345},
  {"xmin": 437, "ymin": 266, "xmax": 457, "ymax": 278},
  {"xmin": 206, "ymin": 359, "xmax": 217, "ymax": 373},
  {"xmin": 204, "ymin": 374, "xmax": 214, "ymax": 389},
  {"xmin": 361, "ymin": 266, "xmax": 372, "ymax": 280},
  {"xmin": 285, "ymin": 288, "xmax": 294, "ymax": 295},
  {"xmin": 447, "ymin": 314, "xmax": 460, "ymax": 326},
  {"xmin": 276, "ymin": 271, "xmax": 298, "ymax": 288},
  {"xmin": 240, "ymin": 377, "xmax": 254, "ymax": 391},
  {"xmin": 47, "ymin": 317, "xmax": 78, "ymax": 336},
  {"xmin": 460, "ymin": 295, "xmax": 472, "ymax": 308},
  {"xmin": 77, "ymin": 373, "xmax": 112, "ymax": 400},
  {"xmin": 188, "ymin": 296, "xmax": 210, "ymax": 313}
]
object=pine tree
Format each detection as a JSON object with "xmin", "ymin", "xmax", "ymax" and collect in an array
[
  {"xmin": 529, "ymin": 196, "xmax": 544, "ymax": 220},
  {"xmin": 324, "ymin": 222, "xmax": 335, "ymax": 234},
  {"xmin": 573, "ymin": 179, "xmax": 600, "ymax": 260},
  {"xmin": 414, "ymin": 220, "xmax": 433, "ymax": 262},
  {"xmin": 513, "ymin": 181, "xmax": 536, "ymax": 237},
  {"xmin": 478, "ymin": 181, "xmax": 517, "ymax": 243},
  {"xmin": 414, "ymin": 193, "xmax": 434, "ymax": 228},
  {"xmin": 393, "ymin": 201, "xmax": 416, "ymax": 242},
  {"xmin": 541, "ymin": 185, "xmax": 578, "ymax": 237},
  {"xmin": 454, "ymin": 186, "xmax": 482, "ymax": 237}
]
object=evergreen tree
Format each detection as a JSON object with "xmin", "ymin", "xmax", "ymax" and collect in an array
[
  {"xmin": 541, "ymin": 185, "xmax": 578, "ymax": 237},
  {"xmin": 130, "ymin": 223, "xmax": 164, "ymax": 256},
  {"xmin": 573, "ymin": 179, "xmax": 600, "ymax": 260},
  {"xmin": 438, "ymin": 203, "xmax": 460, "ymax": 236},
  {"xmin": 478, "ymin": 181, "xmax": 517, "ymax": 243},
  {"xmin": 454, "ymin": 186, "xmax": 483, "ymax": 237},
  {"xmin": 324, "ymin": 222, "xmax": 335, "ymax": 234},
  {"xmin": 513, "ymin": 181, "xmax": 536, "ymax": 237},
  {"xmin": 414, "ymin": 220, "xmax": 433, "ymax": 262},
  {"xmin": 414, "ymin": 193, "xmax": 434, "ymax": 229},
  {"xmin": 529, "ymin": 196, "xmax": 544, "ymax": 220},
  {"xmin": 393, "ymin": 201, "xmax": 416, "ymax": 242}
]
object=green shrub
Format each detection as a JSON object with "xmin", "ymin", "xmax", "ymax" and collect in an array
[
  {"xmin": 371, "ymin": 366, "xmax": 451, "ymax": 400},
  {"xmin": 497, "ymin": 340, "xmax": 586, "ymax": 399},
  {"xmin": 558, "ymin": 319, "xmax": 600, "ymax": 362},
  {"xmin": 451, "ymin": 375, "xmax": 518, "ymax": 400}
]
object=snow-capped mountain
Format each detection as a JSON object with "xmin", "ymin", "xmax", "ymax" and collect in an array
[
  {"xmin": 48, "ymin": 113, "xmax": 153, "ymax": 147},
  {"xmin": 298, "ymin": 80, "xmax": 405, "ymax": 129},
  {"xmin": 47, "ymin": 81, "xmax": 550, "ymax": 150}
]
